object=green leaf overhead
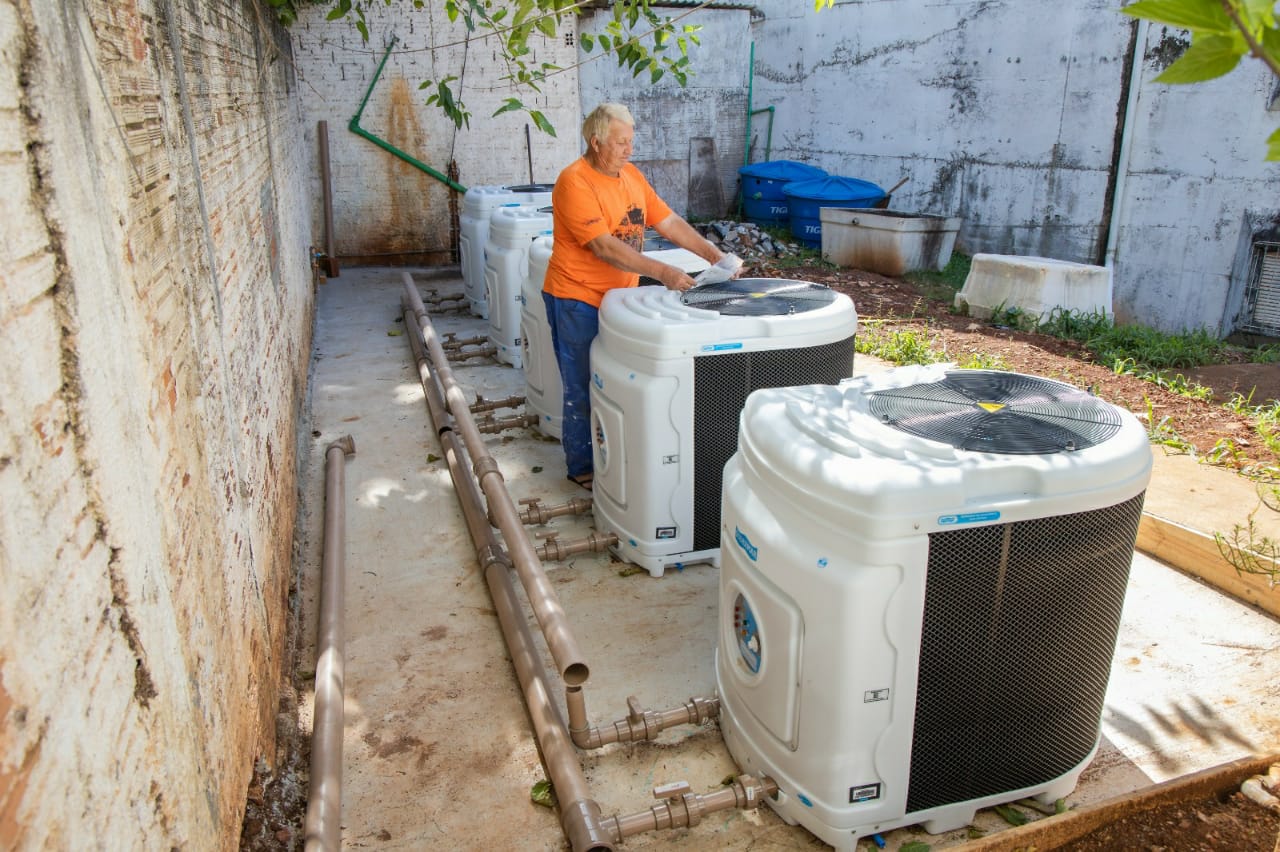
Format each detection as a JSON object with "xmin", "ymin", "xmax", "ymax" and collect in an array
[{"xmin": 1154, "ymin": 34, "xmax": 1246, "ymax": 82}]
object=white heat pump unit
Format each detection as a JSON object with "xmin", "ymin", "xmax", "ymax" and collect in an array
[
  {"xmin": 590, "ymin": 278, "xmax": 857, "ymax": 577},
  {"xmin": 484, "ymin": 205, "xmax": 553, "ymax": 368},
  {"xmin": 460, "ymin": 183, "xmax": 552, "ymax": 318},
  {"xmin": 715, "ymin": 365, "xmax": 1152, "ymax": 851},
  {"xmin": 520, "ymin": 234, "xmax": 713, "ymax": 439}
]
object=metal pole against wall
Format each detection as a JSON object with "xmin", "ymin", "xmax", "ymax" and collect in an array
[{"xmin": 318, "ymin": 121, "xmax": 340, "ymax": 277}]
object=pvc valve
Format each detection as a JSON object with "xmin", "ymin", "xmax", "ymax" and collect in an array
[{"xmin": 653, "ymin": 781, "xmax": 692, "ymax": 800}]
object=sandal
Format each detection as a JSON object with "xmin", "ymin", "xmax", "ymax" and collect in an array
[{"xmin": 567, "ymin": 472, "xmax": 594, "ymax": 492}]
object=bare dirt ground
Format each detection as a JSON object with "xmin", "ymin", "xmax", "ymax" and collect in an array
[{"xmin": 1057, "ymin": 789, "xmax": 1280, "ymax": 852}]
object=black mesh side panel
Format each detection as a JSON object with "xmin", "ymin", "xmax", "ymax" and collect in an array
[
  {"xmin": 691, "ymin": 336, "xmax": 856, "ymax": 552},
  {"xmin": 905, "ymin": 493, "xmax": 1145, "ymax": 814}
]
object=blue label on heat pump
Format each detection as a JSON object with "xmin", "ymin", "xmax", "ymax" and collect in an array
[
  {"xmin": 734, "ymin": 527, "xmax": 758, "ymax": 561},
  {"xmin": 701, "ymin": 342, "xmax": 744, "ymax": 352},
  {"xmin": 938, "ymin": 511, "xmax": 1001, "ymax": 526}
]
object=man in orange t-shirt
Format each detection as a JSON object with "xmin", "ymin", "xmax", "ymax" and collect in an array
[{"xmin": 543, "ymin": 103, "xmax": 724, "ymax": 490}]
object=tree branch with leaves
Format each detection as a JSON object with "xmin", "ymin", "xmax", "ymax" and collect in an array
[{"xmin": 1122, "ymin": 0, "xmax": 1280, "ymax": 159}]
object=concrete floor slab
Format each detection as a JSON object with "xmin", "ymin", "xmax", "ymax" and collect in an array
[{"xmin": 296, "ymin": 267, "xmax": 1280, "ymax": 850}]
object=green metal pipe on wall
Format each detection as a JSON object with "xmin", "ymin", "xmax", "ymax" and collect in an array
[{"xmin": 350, "ymin": 36, "xmax": 468, "ymax": 195}]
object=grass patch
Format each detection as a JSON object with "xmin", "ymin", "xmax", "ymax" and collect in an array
[{"xmin": 904, "ymin": 252, "xmax": 971, "ymax": 304}]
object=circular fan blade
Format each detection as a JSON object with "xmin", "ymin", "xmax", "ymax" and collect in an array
[
  {"xmin": 868, "ymin": 370, "xmax": 1123, "ymax": 454},
  {"xmin": 681, "ymin": 277, "xmax": 837, "ymax": 316}
]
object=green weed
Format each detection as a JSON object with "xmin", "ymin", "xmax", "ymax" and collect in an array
[
  {"xmin": 856, "ymin": 326, "xmax": 942, "ymax": 366},
  {"xmin": 904, "ymin": 252, "xmax": 971, "ymax": 304}
]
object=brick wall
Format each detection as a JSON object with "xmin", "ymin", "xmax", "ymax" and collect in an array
[
  {"xmin": 290, "ymin": 2, "xmax": 580, "ymax": 261},
  {"xmin": 0, "ymin": 1, "xmax": 312, "ymax": 847}
]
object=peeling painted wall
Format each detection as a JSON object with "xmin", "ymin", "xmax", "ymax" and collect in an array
[
  {"xmin": 1109, "ymin": 23, "xmax": 1280, "ymax": 333},
  {"xmin": 747, "ymin": 0, "xmax": 1280, "ymax": 335},
  {"xmin": 289, "ymin": 3, "xmax": 580, "ymax": 262},
  {"xmin": 0, "ymin": 1, "xmax": 312, "ymax": 847}
]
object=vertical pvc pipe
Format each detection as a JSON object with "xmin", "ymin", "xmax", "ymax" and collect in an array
[
  {"xmin": 318, "ymin": 121, "xmax": 339, "ymax": 277},
  {"xmin": 304, "ymin": 436, "xmax": 355, "ymax": 852},
  {"xmin": 1105, "ymin": 19, "xmax": 1147, "ymax": 269}
]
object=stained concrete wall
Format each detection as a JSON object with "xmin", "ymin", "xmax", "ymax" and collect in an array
[
  {"xmin": 0, "ymin": 1, "xmax": 313, "ymax": 847},
  {"xmin": 577, "ymin": 6, "xmax": 753, "ymax": 219},
  {"xmin": 747, "ymin": 0, "xmax": 1280, "ymax": 335},
  {"xmin": 289, "ymin": 3, "xmax": 580, "ymax": 263}
]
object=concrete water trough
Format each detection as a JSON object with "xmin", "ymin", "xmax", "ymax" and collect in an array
[{"xmin": 819, "ymin": 207, "xmax": 962, "ymax": 276}]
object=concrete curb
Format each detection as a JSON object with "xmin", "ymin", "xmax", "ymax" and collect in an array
[{"xmin": 957, "ymin": 753, "xmax": 1280, "ymax": 851}]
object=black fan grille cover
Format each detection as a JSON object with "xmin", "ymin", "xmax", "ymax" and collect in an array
[
  {"xmin": 906, "ymin": 493, "xmax": 1145, "ymax": 814},
  {"xmin": 691, "ymin": 336, "xmax": 856, "ymax": 552},
  {"xmin": 867, "ymin": 371, "xmax": 1122, "ymax": 454},
  {"xmin": 681, "ymin": 278, "xmax": 838, "ymax": 317}
]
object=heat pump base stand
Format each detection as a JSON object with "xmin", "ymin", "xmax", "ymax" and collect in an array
[
  {"xmin": 610, "ymin": 544, "xmax": 720, "ymax": 578},
  {"xmin": 717, "ymin": 660, "xmax": 1094, "ymax": 849}
]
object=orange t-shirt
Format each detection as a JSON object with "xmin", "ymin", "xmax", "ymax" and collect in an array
[{"xmin": 543, "ymin": 158, "xmax": 673, "ymax": 308}]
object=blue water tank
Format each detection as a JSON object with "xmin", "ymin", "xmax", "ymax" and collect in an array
[
  {"xmin": 738, "ymin": 160, "xmax": 828, "ymax": 227},
  {"xmin": 783, "ymin": 176, "xmax": 886, "ymax": 247}
]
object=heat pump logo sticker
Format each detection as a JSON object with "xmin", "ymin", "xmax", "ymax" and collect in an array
[
  {"xmin": 656, "ymin": 526, "xmax": 677, "ymax": 539},
  {"xmin": 734, "ymin": 527, "xmax": 758, "ymax": 561},
  {"xmin": 863, "ymin": 689, "xmax": 889, "ymax": 703},
  {"xmin": 849, "ymin": 783, "xmax": 881, "ymax": 803},
  {"xmin": 701, "ymin": 342, "xmax": 744, "ymax": 352},
  {"xmin": 937, "ymin": 510, "xmax": 1001, "ymax": 526}
]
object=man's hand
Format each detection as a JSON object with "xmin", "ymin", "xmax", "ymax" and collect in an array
[{"xmin": 658, "ymin": 264, "xmax": 697, "ymax": 292}]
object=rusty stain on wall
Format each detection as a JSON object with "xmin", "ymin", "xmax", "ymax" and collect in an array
[{"xmin": 382, "ymin": 76, "xmax": 440, "ymax": 254}]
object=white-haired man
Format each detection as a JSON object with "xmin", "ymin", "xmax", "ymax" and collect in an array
[{"xmin": 542, "ymin": 103, "xmax": 725, "ymax": 491}]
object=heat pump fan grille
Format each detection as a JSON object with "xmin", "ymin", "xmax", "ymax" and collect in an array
[
  {"xmin": 905, "ymin": 493, "xmax": 1145, "ymax": 815},
  {"xmin": 868, "ymin": 371, "xmax": 1121, "ymax": 454},
  {"xmin": 692, "ymin": 336, "xmax": 856, "ymax": 551},
  {"xmin": 681, "ymin": 278, "xmax": 838, "ymax": 317}
]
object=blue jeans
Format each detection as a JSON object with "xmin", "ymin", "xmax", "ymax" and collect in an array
[{"xmin": 542, "ymin": 293, "xmax": 598, "ymax": 478}]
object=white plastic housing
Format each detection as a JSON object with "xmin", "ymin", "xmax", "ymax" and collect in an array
[
  {"xmin": 484, "ymin": 206, "xmax": 553, "ymax": 368},
  {"xmin": 590, "ymin": 284, "xmax": 857, "ymax": 576},
  {"xmin": 520, "ymin": 237, "xmax": 561, "ymax": 437},
  {"xmin": 460, "ymin": 186, "xmax": 517, "ymax": 319},
  {"xmin": 715, "ymin": 364, "xmax": 1153, "ymax": 851}
]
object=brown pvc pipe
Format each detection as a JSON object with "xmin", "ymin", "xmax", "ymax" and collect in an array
[
  {"xmin": 565, "ymin": 689, "xmax": 719, "ymax": 750},
  {"xmin": 535, "ymin": 530, "xmax": 617, "ymax": 562},
  {"xmin": 402, "ymin": 272, "xmax": 589, "ymax": 686},
  {"xmin": 601, "ymin": 775, "xmax": 778, "ymax": 840},
  {"xmin": 304, "ymin": 435, "xmax": 355, "ymax": 852},
  {"xmin": 519, "ymin": 496, "xmax": 593, "ymax": 526},
  {"xmin": 476, "ymin": 412, "xmax": 539, "ymax": 434},
  {"xmin": 469, "ymin": 394, "xmax": 526, "ymax": 414},
  {"xmin": 317, "ymin": 121, "xmax": 338, "ymax": 277},
  {"xmin": 401, "ymin": 300, "xmax": 612, "ymax": 852}
]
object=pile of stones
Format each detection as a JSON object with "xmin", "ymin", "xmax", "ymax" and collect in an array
[{"xmin": 694, "ymin": 220, "xmax": 807, "ymax": 262}]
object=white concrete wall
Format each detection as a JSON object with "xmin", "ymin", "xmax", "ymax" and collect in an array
[
  {"xmin": 289, "ymin": 3, "xmax": 580, "ymax": 261},
  {"xmin": 577, "ymin": 7, "xmax": 753, "ymax": 219},
  {"xmin": 0, "ymin": 1, "xmax": 313, "ymax": 847},
  {"xmin": 1111, "ymin": 23, "xmax": 1280, "ymax": 333},
  {"xmin": 747, "ymin": 0, "xmax": 1280, "ymax": 334}
]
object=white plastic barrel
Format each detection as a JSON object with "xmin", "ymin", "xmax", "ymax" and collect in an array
[{"xmin": 484, "ymin": 205, "xmax": 554, "ymax": 368}]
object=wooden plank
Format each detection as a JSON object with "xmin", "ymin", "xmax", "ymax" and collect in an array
[{"xmin": 1137, "ymin": 513, "xmax": 1280, "ymax": 619}]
